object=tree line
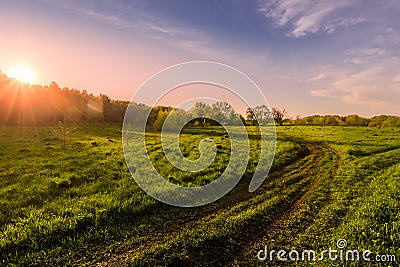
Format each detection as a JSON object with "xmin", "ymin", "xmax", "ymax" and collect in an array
[
  {"xmin": 1, "ymin": 72, "xmax": 398, "ymax": 128},
  {"xmin": 292, "ymin": 114, "xmax": 400, "ymax": 127},
  {"xmin": 125, "ymin": 102, "xmax": 285, "ymax": 132},
  {"xmin": 0, "ymin": 72, "xmax": 128, "ymax": 125}
]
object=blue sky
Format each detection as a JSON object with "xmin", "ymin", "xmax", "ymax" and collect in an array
[{"xmin": 1, "ymin": 0, "xmax": 399, "ymax": 117}]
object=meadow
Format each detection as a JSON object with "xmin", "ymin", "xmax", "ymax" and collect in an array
[{"xmin": 0, "ymin": 123, "xmax": 399, "ymax": 266}]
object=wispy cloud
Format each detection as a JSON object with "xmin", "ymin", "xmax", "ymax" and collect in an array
[
  {"xmin": 336, "ymin": 17, "xmax": 369, "ymax": 27},
  {"xmin": 146, "ymin": 23, "xmax": 177, "ymax": 36},
  {"xmin": 36, "ymin": 0, "xmax": 143, "ymax": 28},
  {"xmin": 372, "ymin": 27, "xmax": 400, "ymax": 49},
  {"xmin": 38, "ymin": 0, "xmax": 273, "ymax": 69},
  {"xmin": 344, "ymin": 47, "xmax": 387, "ymax": 64},
  {"xmin": 36, "ymin": 0, "xmax": 227, "ymax": 59},
  {"xmin": 257, "ymin": 0, "xmax": 366, "ymax": 37},
  {"xmin": 308, "ymin": 72, "xmax": 329, "ymax": 82},
  {"xmin": 310, "ymin": 62, "xmax": 400, "ymax": 107}
]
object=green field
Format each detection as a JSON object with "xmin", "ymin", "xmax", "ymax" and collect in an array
[{"xmin": 0, "ymin": 123, "xmax": 399, "ymax": 266}]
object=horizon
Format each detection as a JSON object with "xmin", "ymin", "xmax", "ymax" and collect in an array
[
  {"xmin": 1, "ymin": 1, "xmax": 399, "ymax": 117},
  {"xmin": 1, "ymin": 72, "xmax": 398, "ymax": 120}
]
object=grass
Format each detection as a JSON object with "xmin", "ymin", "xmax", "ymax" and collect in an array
[{"xmin": 0, "ymin": 124, "xmax": 399, "ymax": 266}]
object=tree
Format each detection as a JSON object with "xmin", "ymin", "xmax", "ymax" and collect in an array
[
  {"xmin": 51, "ymin": 121, "xmax": 76, "ymax": 150},
  {"xmin": 294, "ymin": 115, "xmax": 301, "ymax": 125},
  {"xmin": 271, "ymin": 108, "xmax": 286, "ymax": 126},
  {"xmin": 253, "ymin": 105, "xmax": 273, "ymax": 126},
  {"xmin": 323, "ymin": 115, "xmax": 340, "ymax": 126},
  {"xmin": 246, "ymin": 107, "xmax": 257, "ymax": 126},
  {"xmin": 239, "ymin": 114, "xmax": 246, "ymax": 125},
  {"xmin": 382, "ymin": 116, "xmax": 400, "ymax": 127},
  {"xmin": 190, "ymin": 102, "xmax": 212, "ymax": 127},
  {"xmin": 163, "ymin": 109, "xmax": 189, "ymax": 132},
  {"xmin": 153, "ymin": 110, "xmax": 170, "ymax": 132},
  {"xmin": 345, "ymin": 114, "xmax": 368, "ymax": 126},
  {"xmin": 211, "ymin": 101, "xmax": 241, "ymax": 125}
]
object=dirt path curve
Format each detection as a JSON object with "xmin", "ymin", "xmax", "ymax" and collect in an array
[
  {"xmin": 229, "ymin": 140, "xmax": 341, "ymax": 266},
  {"xmin": 267, "ymin": 143, "xmax": 340, "ymax": 233},
  {"xmin": 97, "ymin": 139, "xmax": 341, "ymax": 266}
]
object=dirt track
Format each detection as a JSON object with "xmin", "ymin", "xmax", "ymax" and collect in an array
[{"xmin": 97, "ymin": 138, "xmax": 341, "ymax": 266}]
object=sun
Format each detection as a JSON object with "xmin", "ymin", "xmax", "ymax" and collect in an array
[{"xmin": 8, "ymin": 66, "xmax": 35, "ymax": 83}]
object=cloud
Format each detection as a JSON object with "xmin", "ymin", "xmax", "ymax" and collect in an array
[
  {"xmin": 372, "ymin": 27, "xmax": 400, "ymax": 48},
  {"xmin": 336, "ymin": 17, "xmax": 369, "ymax": 27},
  {"xmin": 36, "ymin": 0, "xmax": 142, "ymax": 28},
  {"xmin": 291, "ymin": 7, "xmax": 333, "ymax": 37},
  {"xmin": 344, "ymin": 47, "xmax": 387, "ymax": 64},
  {"xmin": 308, "ymin": 72, "xmax": 329, "ymax": 81},
  {"xmin": 346, "ymin": 48, "xmax": 387, "ymax": 57},
  {"xmin": 309, "ymin": 63, "xmax": 400, "ymax": 106},
  {"xmin": 36, "ymin": 0, "xmax": 233, "ymax": 59},
  {"xmin": 257, "ymin": 0, "xmax": 365, "ymax": 37},
  {"xmin": 147, "ymin": 23, "xmax": 177, "ymax": 36},
  {"xmin": 80, "ymin": 9, "xmax": 137, "ymax": 28}
]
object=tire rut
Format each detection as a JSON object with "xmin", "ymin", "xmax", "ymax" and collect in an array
[
  {"xmin": 97, "ymin": 140, "xmax": 341, "ymax": 266},
  {"xmin": 229, "ymin": 141, "xmax": 341, "ymax": 266}
]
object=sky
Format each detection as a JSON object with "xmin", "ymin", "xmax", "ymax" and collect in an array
[{"xmin": 1, "ymin": 0, "xmax": 399, "ymax": 117}]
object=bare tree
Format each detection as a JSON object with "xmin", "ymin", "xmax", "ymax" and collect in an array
[
  {"xmin": 295, "ymin": 115, "xmax": 301, "ymax": 125},
  {"xmin": 253, "ymin": 105, "xmax": 273, "ymax": 126},
  {"xmin": 246, "ymin": 107, "xmax": 257, "ymax": 126},
  {"xmin": 51, "ymin": 121, "xmax": 76, "ymax": 150},
  {"xmin": 271, "ymin": 108, "xmax": 287, "ymax": 126}
]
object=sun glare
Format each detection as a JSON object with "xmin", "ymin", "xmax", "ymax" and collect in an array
[{"xmin": 8, "ymin": 66, "xmax": 35, "ymax": 83}]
